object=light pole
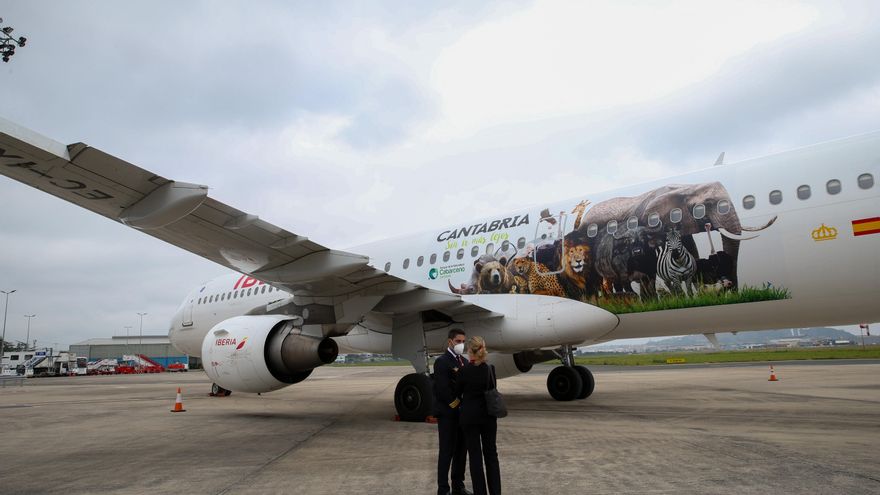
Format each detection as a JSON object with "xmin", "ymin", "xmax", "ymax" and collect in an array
[
  {"xmin": 24, "ymin": 314, "xmax": 35, "ymax": 351},
  {"xmin": 124, "ymin": 326, "xmax": 132, "ymax": 356},
  {"xmin": 1, "ymin": 289, "xmax": 16, "ymax": 370},
  {"xmin": 136, "ymin": 312, "xmax": 147, "ymax": 349},
  {"xmin": 136, "ymin": 312, "xmax": 147, "ymax": 370}
]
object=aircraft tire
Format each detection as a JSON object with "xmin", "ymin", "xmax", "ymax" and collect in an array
[
  {"xmin": 547, "ymin": 366, "xmax": 583, "ymax": 401},
  {"xmin": 211, "ymin": 383, "xmax": 231, "ymax": 397},
  {"xmin": 574, "ymin": 365, "xmax": 595, "ymax": 399},
  {"xmin": 394, "ymin": 373, "xmax": 434, "ymax": 422}
]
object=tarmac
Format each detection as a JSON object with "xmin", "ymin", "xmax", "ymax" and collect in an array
[{"xmin": 0, "ymin": 361, "xmax": 878, "ymax": 495}]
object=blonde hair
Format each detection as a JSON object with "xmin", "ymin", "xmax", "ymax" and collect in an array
[{"xmin": 467, "ymin": 336, "xmax": 487, "ymax": 363}]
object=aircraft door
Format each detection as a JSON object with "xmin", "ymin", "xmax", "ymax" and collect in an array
[
  {"xmin": 533, "ymin": 209, "xmax": 567, "ymax": 274},
  {"xmin": 182, "ymin": 299, "xmax": 194, "ymax": 327}
]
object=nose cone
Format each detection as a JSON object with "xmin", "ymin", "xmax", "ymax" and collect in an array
[{"xmin": 550, "ymin": 298, "xmax": 619, "ymax": 344}]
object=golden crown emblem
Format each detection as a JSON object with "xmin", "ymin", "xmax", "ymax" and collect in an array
[{"xmin": 811, "ymin": 223, "xmax": 838, "ymax": 241}]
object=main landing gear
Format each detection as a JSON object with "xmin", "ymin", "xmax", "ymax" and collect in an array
[
  {"xmin": 547, "ymin": 345, "xmax": 594, "ymax": 401},
  {"xmin": 394, "ymin": 373, "xmax": 433, "ymax": 422}
]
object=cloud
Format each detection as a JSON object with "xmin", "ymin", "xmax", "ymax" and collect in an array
[{"xmin": 1, "ymin": 0, "xmax": 879, "ymax": 348}]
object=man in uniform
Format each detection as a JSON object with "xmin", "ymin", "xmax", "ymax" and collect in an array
[{"xmin": 433, "ymin": 328, "xmax": 472, "ymax": 495}]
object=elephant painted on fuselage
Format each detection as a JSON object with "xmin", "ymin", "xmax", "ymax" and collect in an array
[{"xmin": 576, "ymin": 182, "xmax": 776, "ymax": 290}]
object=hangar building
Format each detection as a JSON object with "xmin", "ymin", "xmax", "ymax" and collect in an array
[{"xmin": 69, "ymin": 335, "xmax": 196, "ymax": 368}]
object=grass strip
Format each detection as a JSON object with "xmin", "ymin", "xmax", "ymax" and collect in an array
[{"xmin": 574, "ymin": 347, "xmax": 880, "ymax": 366}]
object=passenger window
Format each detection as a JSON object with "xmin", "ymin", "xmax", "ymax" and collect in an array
[
  {"xmin": 417, "ymin": 256, "xmax": 424, "ymax": 267},
  {"xmin": 261, "ymin": 286, "xmax": 267, "ymax": 294},
  {"xmin": 626, "ymin": 216, "xmax": 638, "ymax": 230},
  {"xmin": 670, "ymin": 208, "xmax": 682, "ymax": 223},
  {"xmin": 826, "ymin": 179, "xmax": 841, "ymax": 195},
  {"xmin": 858, "ymin": 173, "xmax": 874, "ymax": 189},
  {"xmin": 647, "ymin": 212, "xmax": 660, "ymax": 228},
  {"xmin": 486, "ymin": 243, "xmax": 494, "ymax": 255},
  {"xmin": 797, "ymin": 185, "xmax": 811, "ymax": 200},
  {"xmin": 384, "ymin": 262, "xmax": 391, "ymax": 272},
  {"xmin": 517, "ymin": 237, "xmax": 526, "ymax": 249},
  {"xmin": 693, "ymin": 204, "xmax": 705, "ymax": 219},
  {"xmin": 403, "ymin": 258, "xmax": 410, "ymax": 269},
  {"xmin": 587, "ymin": 223, "xmax": 598, "ymax": 238},
  {"xmin": 443, "ymin": 251, "xmax": 451, "ymax": 262},
  {"xmin": 742, "ymin": 195, "xmax": 756, "ymax": 210},
  {"xmin": 456, "ymin": 249, "xmax": 464, "ymax": 260},
  {"xmin": 717, "ymin": 200, "xmax": 730, "ymax": 215},
  {"xmin": 430, "ymin": 253, "xmax": 437, "ymax": 265},
  {"xmin": 247, "ymin": 288, "xmax": 252, "ymax": 296},
  {"xmin": 501, "ymin": 240, "xmax": 510, "ymax": 251},
  {"xmin": 607, "ymin": 220, "xmax": 618, "ymax": 234},
  {"xmin": 769, "ymin": 190, "xmax": 782, "ymax": 205},
  {"xmin": 221, "ymin": 293, "xmax": 226, "ymax": 301},
  {"xmin": 470, "ymin": 246, "xmax": 479, "ymax": 257}
]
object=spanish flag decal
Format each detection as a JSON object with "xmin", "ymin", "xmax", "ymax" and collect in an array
[{"xmin": 852, "ymin": 217, "xmax": 880, "ymax": 237}]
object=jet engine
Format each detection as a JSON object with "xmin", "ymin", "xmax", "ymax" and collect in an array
[
  {"xmin": 488, "ymin": 350, "xmax": 557, "ymax": 379},
  {"xmin": 201, "ymin": 315, "xmax": 338, "ymax": 393}
]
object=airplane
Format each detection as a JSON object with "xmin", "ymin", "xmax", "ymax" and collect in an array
[{"xmin": 1, "ymin": 116, "xmax": 878, "ymax": 421}]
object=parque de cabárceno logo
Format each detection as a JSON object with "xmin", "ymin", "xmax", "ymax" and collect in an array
[{"xmin": 429, "ymin": 265, "xmax": 465, "ymax": 280}]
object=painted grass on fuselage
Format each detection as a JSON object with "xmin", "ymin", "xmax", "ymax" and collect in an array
[{"xmin": 596, "ymin": 285, "xmax": 792, "ymax": 314}]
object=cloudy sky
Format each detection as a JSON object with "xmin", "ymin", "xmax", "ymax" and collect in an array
[{"xmin": 1, "ymin": 0, "xmax": 878, "ymax": 349}]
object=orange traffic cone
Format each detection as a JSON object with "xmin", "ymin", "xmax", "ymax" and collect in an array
[
  {"xmin": 768, "ymin": 365, "xmax": 779, "ymax": 382},
  {"xmin": 171, "ymin": 387, "xmax": 187, "ymax": 412}
]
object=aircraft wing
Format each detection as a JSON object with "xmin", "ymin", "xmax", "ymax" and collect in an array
[{"xmin": 0, "ymin": 117, "xmax": 495, "ymax": 322}]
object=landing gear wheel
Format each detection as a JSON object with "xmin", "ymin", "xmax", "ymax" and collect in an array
[
  {"xmin": 547, "ymin": 366, "xmax": 583, "ymax": 401},
  {"xmin": 573, "ymin": 365, "xmax": 595, "ymax": 399},
  {"xmin": 394, "ymin": 373, "xmax": 434, "ymax": 422},
  {"xmin": 211, "ymin": 383, "xmax": 231, "ymax": 397}
]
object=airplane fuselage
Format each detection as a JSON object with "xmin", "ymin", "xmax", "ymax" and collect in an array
[{"xmin": 170, "ymin": 131, "xmax": 880, "ymax": 358}]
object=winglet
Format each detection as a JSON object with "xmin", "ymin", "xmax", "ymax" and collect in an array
[{"xmin": 713, "ymin": 152, "xmax": 725, "ymax": 166}]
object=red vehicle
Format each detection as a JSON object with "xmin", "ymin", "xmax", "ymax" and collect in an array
[{"xmin": 166, "ymin": 363, "xmax": 188, "ymax": 372}]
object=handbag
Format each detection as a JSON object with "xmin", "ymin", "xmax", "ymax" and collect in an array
[{"xmin": 484, "ymin": 364, "xmax": 508, "ymax": 418}]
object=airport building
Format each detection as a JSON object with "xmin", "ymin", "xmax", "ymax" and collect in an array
[{"xmin": 69, "ymin": 335, "xmax": 195, "ymax": 368}]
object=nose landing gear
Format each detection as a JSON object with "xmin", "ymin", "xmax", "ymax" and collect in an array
[
  {"xmin": 546, "ymin": 345, "xmax": 594, "ymax": 401},
  {"xmin": 210, "ymin": 383, "xmax": 232, "ymax": 397}
]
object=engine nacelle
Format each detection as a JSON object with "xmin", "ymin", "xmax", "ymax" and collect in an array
[
  {"xmin": 488, "ymin": 350, "xmax": 557, "ymax": 379},
  {"xmin": 201, "ymin": 315, "xmax": 338, "ymax": 393}
]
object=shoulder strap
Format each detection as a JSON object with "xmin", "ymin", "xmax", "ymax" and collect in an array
[{"xmin": 486, "ymin": 364, "xmax": 496, "ymax": 390}]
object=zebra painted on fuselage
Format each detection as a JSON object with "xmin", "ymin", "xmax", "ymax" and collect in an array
[{"xmin": 656, "ymin": 229, "xmax": 697, "ymax": 297}]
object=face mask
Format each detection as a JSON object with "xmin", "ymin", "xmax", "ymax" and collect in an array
[{"xmin": 453, "ymin": 343, "xmax": 465, "ymax": 356}]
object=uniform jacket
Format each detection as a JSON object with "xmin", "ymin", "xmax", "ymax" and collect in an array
[
  {"xmin": 433, "ymin": 349, "xmax": 467, "ymax": 417},
  {"xmin": 455, "ymin": 362, "xmax": 497, "ymax": 426}
]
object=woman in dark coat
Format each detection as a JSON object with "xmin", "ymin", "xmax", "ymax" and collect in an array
[{"xmin": 453, "ymin": 336, "xmax": 501, "ymax": 495}]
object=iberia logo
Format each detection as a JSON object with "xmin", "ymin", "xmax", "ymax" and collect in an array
[{"xmin": 236, "ymin": 337, "xmax": 248, "ymax": 350}]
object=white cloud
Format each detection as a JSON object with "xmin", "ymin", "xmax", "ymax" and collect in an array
[{"xmin": 429, "ymin": 0, "xmax": 819, "ymax": 138}]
